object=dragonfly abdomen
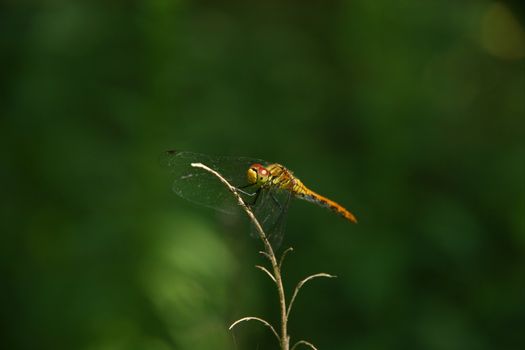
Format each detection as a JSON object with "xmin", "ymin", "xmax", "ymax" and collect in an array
[
  {"xmin": 294, "ymin": 185, "xmax": 357, "ymax": 223},
  {"xmin": 265, "ymin": 163, "xmax": 357, "ymax": 223}
]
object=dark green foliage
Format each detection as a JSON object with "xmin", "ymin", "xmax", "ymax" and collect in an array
[{"xmin": 1, "ymin": 1, "xmax": 524, "ymax": 349}]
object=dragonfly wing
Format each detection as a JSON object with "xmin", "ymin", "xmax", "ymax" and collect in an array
[
  {"xmin": 251, "ymin": 187, "xmax": 292, "ymax": 249},
  {"xmin": 162, "ymin": 151, "xmax": 265, "ymax": 214}
]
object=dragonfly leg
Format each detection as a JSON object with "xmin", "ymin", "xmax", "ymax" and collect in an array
[
  {"xmin": 237, "ymin": 184, "xmax": 256, "ymax": 197},
  {"xmin": 246, "ymin": 188, "xmax": 261, "ymax": 207}
]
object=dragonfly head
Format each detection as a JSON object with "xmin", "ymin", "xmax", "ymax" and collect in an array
[{"xmin": 247, "ymin": 163, "xmax": 270, "ymax": 186}]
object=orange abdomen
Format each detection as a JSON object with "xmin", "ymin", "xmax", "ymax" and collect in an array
[{"xmin": 294, "ymin": 183, "xmax": 357, "ymax": 223}]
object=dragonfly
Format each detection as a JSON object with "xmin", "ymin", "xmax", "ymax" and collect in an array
[{"xmin": 163, "ymin": 151, "xmax": 357, "ymax": 247}]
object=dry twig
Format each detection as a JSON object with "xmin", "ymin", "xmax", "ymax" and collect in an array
[
  {"xmin": 291, "ymin": 340, "xmax": 319, "ymax": 350},
  {"xmin": 190, "ymin": 162, "xmax": 333, "ymax": 350}
]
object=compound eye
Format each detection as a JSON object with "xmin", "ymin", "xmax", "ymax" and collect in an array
[
  {"xmin": 247, "ymin": 163, "xmax": 269, "ymax": 185},
  {"xmin": 259, "ymin": 167, "xmax": 270, "ymax": 181},
  {"xmin": 260, "ymin": 168, "xmax": 268, "ymax": 176},
  {"xmin": 246, "ymin": 167, "xmax": 258, "ymax": 184}
]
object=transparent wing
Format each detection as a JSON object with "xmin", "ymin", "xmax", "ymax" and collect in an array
[
  {"xmin": 251, "ymin": 186, "xmax": 292, "ymax": 249},
  {"xmin": 162, "ymin": 151, "xmax": 266, "ymax": 214}
]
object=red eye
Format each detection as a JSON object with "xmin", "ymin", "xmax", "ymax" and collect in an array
[
  {"xmin": 250, "ymin": 163, "xmax": 263, "ymax": 172},
  {"xmin": 248, "ymin": 163, "xmax": 270, "ymax": 181}
]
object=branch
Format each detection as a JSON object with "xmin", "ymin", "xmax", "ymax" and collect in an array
[
  {"xmin": 259, "ymin": 250, "xmax": 272, "ymax": 261},
  {"xmin": 287, "ymin": 273, "xmax": 336, "ymax": 320},
  {"xmin": 191, "ymin": 162, "xmax": 289, "ymax": 350},
  {"xmin": 229, "ymin": 317, "xmax": 280, "ymax": 342},
  {"xmin": 279, "ymin": 247, "xmax": 294, "ymax": 269},
  {"xmin": 291, "ymin": 340, "xmax": 318, "ymax": 350},
  {"xmin": 190, "ymin": 162, "xmax": 269, "ymax": 245},
  {"xmin": 256, "ymin": 265, "xmax": 276, "ymax": 283}
]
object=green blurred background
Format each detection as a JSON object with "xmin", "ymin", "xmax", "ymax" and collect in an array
[{"xmin": 2, "ymin": 1, "xmax": 524, "ymax": 349}]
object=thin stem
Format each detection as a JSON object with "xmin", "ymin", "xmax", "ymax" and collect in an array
[
  {"xmin": 291, "ymin": 340, "xmax": 318, "ymax": 350},
  {"xmin": 191, "ymin": 163, "xmax": 290, "ymax": 350},
  {"xmin": 256, "ymin": 265, "xmax": 276, "ymax": 283},
  {"xmin": 287, "ymin": 273, "xmax": 336, "ymax": 320},
  {"xmin": 229, "ymin": 317, "xmax": 280, "ymax": 342},
  {"xmin": 259, "ymin": 250, "xmax": 272, "ymax": 261},
  {"xmin": 279, "ymin": 247, "xmax": 294, "ymax": 270}
]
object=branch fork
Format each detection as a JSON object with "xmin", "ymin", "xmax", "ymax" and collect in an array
[{"xmin": 191, "ymin": 162, "xmax": 335, "ymax": 350}]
